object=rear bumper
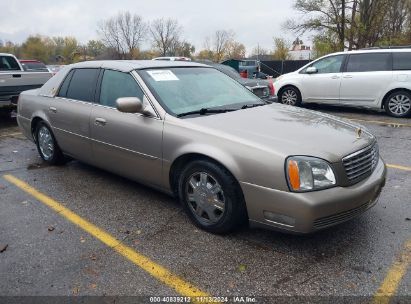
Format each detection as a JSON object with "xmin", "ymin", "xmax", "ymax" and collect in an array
[
  {"xmin": 242, "ymin": 158, "xmax": 386, "ymax": 234},
  {"xmin": 17, "ymin": 114, "xmax": 33, "ymax": 141},
  {"xmin": 0, "ymin": 84, "xmax": 42, "ymax": 100}
]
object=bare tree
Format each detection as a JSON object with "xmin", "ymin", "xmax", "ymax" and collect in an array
[
  {"xmin": 251, "ymin": 45, "xmax": 269, "ymax": 57},
  {"xmin": 150, "ymin": 18, "xmax": 182, "ymax": 56},
  {"xmin": 98, "ymin": 12, "xmax": 146, "ymax": 59},
  {"xmin": 213, "ymin": 30, "xmax": 235, "ymax": 62},
  {"xmin": 285, "ymin": 0, "xmax": 347, "ymax": 50},
  {"xmin": 286, "ymin": 0, "xmax": 410, "ymax": 50},
  {"xmin": 226, "ymin": 41, "xmax": 246, "ymax": 59}
]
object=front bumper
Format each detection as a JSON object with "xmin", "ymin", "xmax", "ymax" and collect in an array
[{"xmin": 241, "ymin": 158, "xmax": 386, "ymax": 234}]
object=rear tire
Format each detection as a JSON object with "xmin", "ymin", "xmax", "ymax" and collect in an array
[
  {"xmin": 178, "ymin": 160, "xmax": 247, "ymax": 234},
  {"xmin": 35, "ymin": 122, "xmax": 66, "ymax": 165},
  {"xmin": 384, "ymin": 90, "xmax": 411, "ymax": 118},
  {"xmin": 279, "ymin": 86, "xmax": 302, "ymax": 106}
]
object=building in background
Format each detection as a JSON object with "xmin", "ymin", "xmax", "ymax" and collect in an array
[{"xmin": 289, "ymin": 38, "xmax": 312, "ymax": 60}]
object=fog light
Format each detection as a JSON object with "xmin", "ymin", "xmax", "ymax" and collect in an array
[{"xmin": 263, "ymin": 211, "xmax": 296, "ymax": 227}]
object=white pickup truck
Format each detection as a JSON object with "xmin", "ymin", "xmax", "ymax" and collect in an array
[{"xmin": 0, "ymin": 53, "xmax": 52, "ymax": 108}]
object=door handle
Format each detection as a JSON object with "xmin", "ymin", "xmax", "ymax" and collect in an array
[
  {"xmin": 343, "ymin": 75, "xmax": 353, "ymax": 79},
  {"xmin": 12, "ymin": 74, "xmax": 22, "ymax": 78},
  {"xmin": 94, "ymin": 117, "xmax": 107, "ymax": 126},
  {"xmin": 49, "ymin": 106, "xmax": 57, "ymax": 113},
  {"xmin": 331, "ymin": 76, "xmax": 340, "ymax": 79}
]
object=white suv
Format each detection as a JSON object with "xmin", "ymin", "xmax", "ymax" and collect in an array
[{"xmin": 274, "ymin": 48, "xmax": 411, "ymax": 117}]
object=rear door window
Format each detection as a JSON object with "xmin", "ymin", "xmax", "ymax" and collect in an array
[
  {"xmin": 393, "ymin": 52, "xmax": 411, "ymax": 70},
  {"xmin": 64, "ymin": 68, "xmax": 99, "ymax": 102},
  {"xmin": 57, "ymin": 70, "xmax": 74, "ymax": 97},
  {"xmin": 99, "ymin": 70, "xmax": 145, "ymax": 108},
  {"xmin": 346, "ymin": 53, "xmax": 391, "ymax": 72},
  {"xmin": 0, "ymin": 56, "xmax": 21, "ymax": 71}
]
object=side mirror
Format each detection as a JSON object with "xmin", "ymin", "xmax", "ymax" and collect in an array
[
  {"xmin": 116, "ymin": 97, "xmax": 143, "ymax": 113},
  {"xmin": 306, "ymin": 67, "xmax": 318, "ymax": 74}
]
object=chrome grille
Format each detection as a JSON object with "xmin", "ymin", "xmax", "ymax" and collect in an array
[{"xmin": 343, "ymin": 144, "xmax": 379, "ymax": 181}]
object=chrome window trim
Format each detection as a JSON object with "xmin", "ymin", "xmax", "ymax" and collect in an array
[{"xmin": 53, "ymin": 96, "xmax": 94, "ymax": 106}]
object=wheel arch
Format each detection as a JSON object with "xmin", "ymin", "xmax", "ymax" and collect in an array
[
  {"xmin": 277, "ymin": 84, "xmax": 303, "ymax": 101},
  {"xmin": 30, "ymin": 114, "xmax": 49, "ymax": 142},
  {"xmin": 168, "ymin": 152, "xmax": 241, "ymax": 198},
  {"xmin": 381, "ymin": 88, "xmax": 411, "ymax": 109}
]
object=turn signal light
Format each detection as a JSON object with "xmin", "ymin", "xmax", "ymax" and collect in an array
[{"xmin": 288, "ymin": 160, "xmax": 300, "ymax": 191}]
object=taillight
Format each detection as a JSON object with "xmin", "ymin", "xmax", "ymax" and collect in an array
[
  {"xmin": 268, "ymin": 78, "xmax": 275, "ymax": 96},
  {"xmin": 240, "ymin": 70, "xmax": 248, "ymax": 78}
]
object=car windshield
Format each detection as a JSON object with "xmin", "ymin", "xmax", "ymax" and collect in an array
[
  {"xmin": 21, "ymin": 62, "xmax": 48, "ymax": 71},
  {"xmin": 139, "ymin": 67, "xmax": 262, "ymax": 116}
]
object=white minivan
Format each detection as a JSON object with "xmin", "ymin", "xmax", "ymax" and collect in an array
[{"xmin": 274, "ymin": 48, "xmax": 411, "ymax": 117}]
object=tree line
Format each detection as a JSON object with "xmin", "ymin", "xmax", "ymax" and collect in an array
[
  {"xmin": 4, "ymin": 2, "xmax": 410, "ymax": 64},
  {"xmin": 0, "ymin": 12, "xmax": 297, "ymax": 64}
]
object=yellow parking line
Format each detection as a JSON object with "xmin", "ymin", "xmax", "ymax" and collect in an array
[
  {"xmin": 347, "ymin": 118, "xmax": 411, "ymax": 128},
  {"xmin": 372, "ymin": 240, "xmax": 411, "ymax": 304},
  {"xmin": 387, "ymin": 164, "xmax": 411, "ymax": 172},
  {"xmin": 3, "ymin": 174, "xmax": 209, "ymax": 300}
]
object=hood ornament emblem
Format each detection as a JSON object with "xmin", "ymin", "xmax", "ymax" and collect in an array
[{"xmin": 356, "ymin": 128, "xmax": 362, "ymax": 139}]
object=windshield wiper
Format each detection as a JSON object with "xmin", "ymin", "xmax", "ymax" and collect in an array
[
  {"xmin": 177, "ymin": 107, "xmax": 237, "ymax": 118},
  {"xmin": 241, "ymin": 103, "xmax": 267, "ymax": 109}
]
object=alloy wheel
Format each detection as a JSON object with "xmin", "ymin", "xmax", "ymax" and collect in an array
[
  {"xmin": 185, "ymin": 172, "xmax": 225, "ymax": 225},
  {"xmin": 388, "ymin": 94, "xmax": 411, "ymax": 116},
  {"xmin": 38, "ymin": 126, "xmax": 54, "ymax": 160},
  {"xmin": 282, "ymin": 89, "xmax": 298, "ymax": 105}
]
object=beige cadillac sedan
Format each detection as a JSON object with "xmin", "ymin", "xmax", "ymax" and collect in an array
[{"xmin": 16, "ymin": 61, "xmax": 386, "ymax": 234}]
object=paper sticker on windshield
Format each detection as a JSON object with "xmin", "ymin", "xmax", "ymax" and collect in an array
[{"xmin": 147, "ymin": 70, "xmax": 179, "ymax": 81}]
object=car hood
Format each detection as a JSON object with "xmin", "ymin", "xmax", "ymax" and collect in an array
[{"xmin": 186, "ymin": 104, "xmax": 375, "ymax": 163}]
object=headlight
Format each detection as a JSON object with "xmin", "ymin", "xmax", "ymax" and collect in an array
[{"xmin": 286, "ymin": 156, "xmax": 336, "ymax": 192}]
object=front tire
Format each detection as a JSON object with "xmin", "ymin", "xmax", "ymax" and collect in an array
[
  {"xmin": 35, "ymin": 122, "xmax": 66, "ymax": 165},
  {"xmin": 178, "ymin": 160, "xmax": 247, "ymax": 234},
  {"xmin": 279, "ymin": 86, "xmax": 302, "ymax": 106},
  {"xmin": 384, "ymin": 90, "xmax": 411, "ymax": 118}
]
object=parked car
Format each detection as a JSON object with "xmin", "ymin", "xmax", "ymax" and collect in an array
[
  {"xmin": 0, "ymin": 53, "xmax": 52, "ymax": 108},
  {"xmin": 19, "ymin": 59, "xmax": 49, "ymax": 72},
  {"xmin": 153, "ymin": 56, "xmax": 191, "ymax": 61},
  {"xmin": 274, "ymin": 48, "xmax": 411, "ymax": 117},
  {"xmin": 197, "ymin": 61, "xmax": 277, "ymax": 102},
  {"xmin": 17, "ymin": 60, "xmax": 386, "ymax": 234}
]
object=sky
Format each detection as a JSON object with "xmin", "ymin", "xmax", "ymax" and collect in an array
[{"xmin": 0, "ymin": 0, "xmax": 308, "ymax": 53}]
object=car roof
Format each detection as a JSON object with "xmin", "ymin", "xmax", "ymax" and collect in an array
[
  {"xmin": 69, "ymin": 60, "xmax": 208, "ymax": 73},
  {"xmin": 322, "ymin": 48, "xmax": 411, "ymax": 57}
]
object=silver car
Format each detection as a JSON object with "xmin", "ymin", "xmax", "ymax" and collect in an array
[{"xmin": 16, "ymin": 61, "xmax": 387, "ymax": 234}]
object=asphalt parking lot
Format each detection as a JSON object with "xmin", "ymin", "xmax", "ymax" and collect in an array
[{"xmin": 0, "ymin": 105, "xmax": 410, "ymax": 303}]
